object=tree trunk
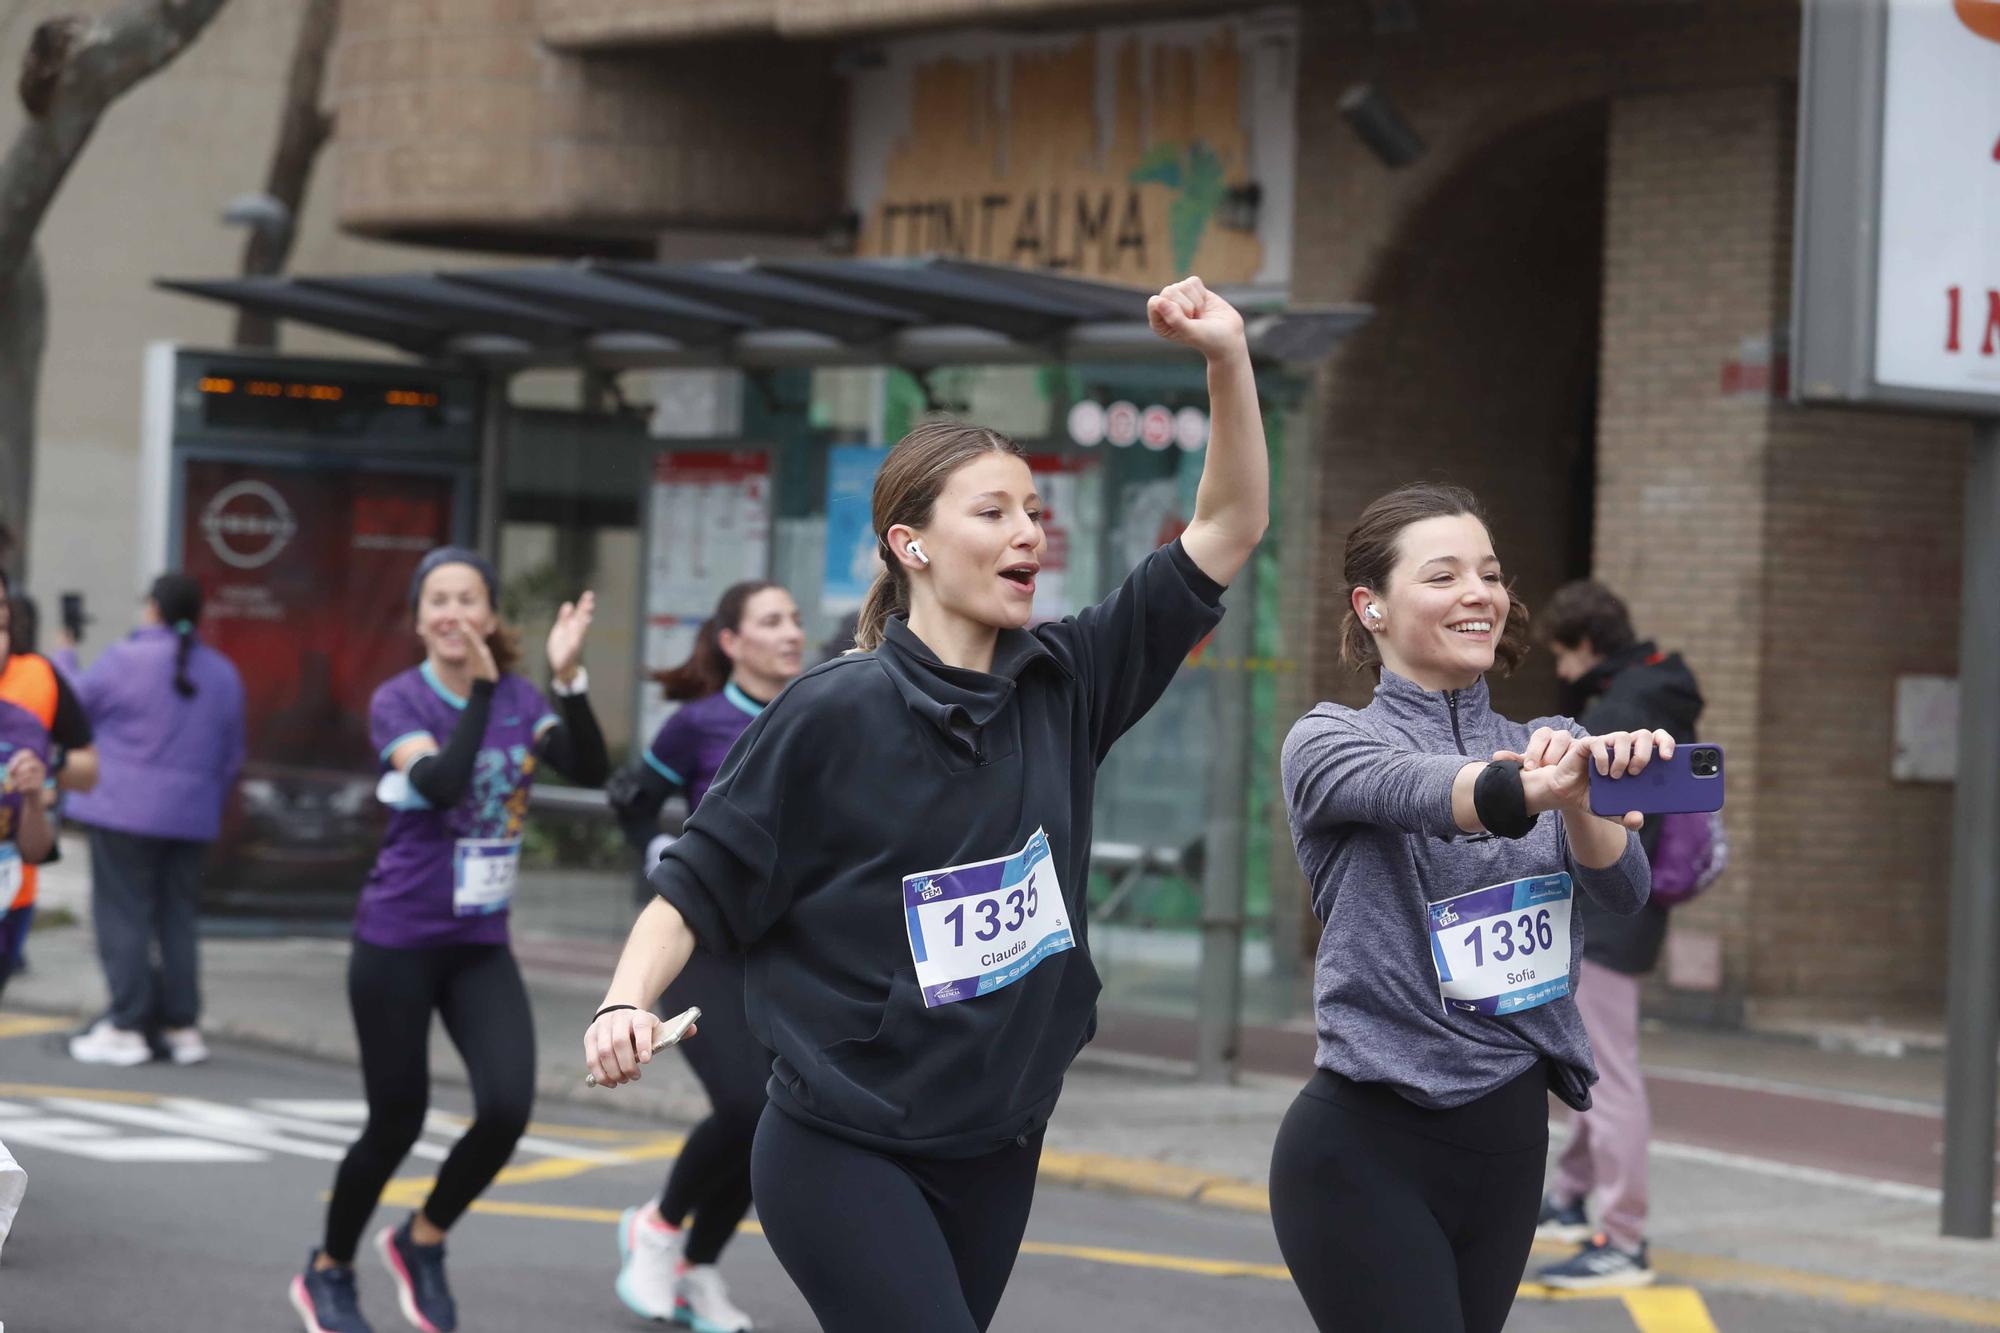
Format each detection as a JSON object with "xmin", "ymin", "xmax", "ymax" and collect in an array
[
  {"xmin": 235, "ymin": 0, "xmax": 339, "ymax": 349},
  {"xmin": 0, "ymin": 248, "xmax": 46, "ymax": 582},
  {"xmin": 0, "ymin": 0, "xmax": 233, "ymax": 577}
]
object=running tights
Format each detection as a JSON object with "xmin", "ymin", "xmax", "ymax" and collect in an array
[
  {"xmin": 321, "ymin": 939, "xmax": 535, "ymax": 1264},
  {"xmin": 751, "ymin": 1105, "xmax": 1042, "ymax": 1333},
  {"xmin": 1269, "ymin": 1064, "xmax": 1548, "ymax": 1333},
  {"xmin": 656, "ymin": 949, "xmax": 769, "ymax": 1264}
]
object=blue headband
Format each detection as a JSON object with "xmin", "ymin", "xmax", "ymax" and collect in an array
[{"xmin": 409, "ymin": 546, "xmax": 499, "ymax": 613}]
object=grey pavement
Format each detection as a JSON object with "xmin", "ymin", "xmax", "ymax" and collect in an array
[
  {"xmin": 4, "ymin": 1033, "xmax": 1971, "ymax": 1333},
  {"xmin": 9, "ymin": 839, "xmax": 2000, "ymax": 1329}
]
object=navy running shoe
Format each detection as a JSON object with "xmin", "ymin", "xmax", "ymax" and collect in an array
[
  {"xmin": 376, "ymin": 1217, "xmax": 458, "ymax": 1332},
  {"xmin": 1537, "ymin": 1234, "xmax": 1655, "ymax": 1291},
  {"xmin": 1534, "ymin": 1192, "xmax": 1591, "ymax": 1244},
  {"xmin": 289, "ymin": 1251, "xmax": 374, "ymax": 1333}
]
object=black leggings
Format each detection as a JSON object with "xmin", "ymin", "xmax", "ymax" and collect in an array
[
  {"xmin": 750, "ymin": 1105, "xmax": 1042, "ymax": 1333},
  {"xmin": 1269, "ymin": 1064, "xmax": 1548, "ymax": 1333},
  {"xmin": 321, "ymin": 939, "xmax": 536, "ymax": 1264},
  {"xmin": 655, "ymin": 948, "xmax": 770, "ymax": 1264}
]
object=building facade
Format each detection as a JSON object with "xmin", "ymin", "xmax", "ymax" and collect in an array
[{"xmin": 12, "ymin": 0, "xmax": 1970, "ymax": 1024}]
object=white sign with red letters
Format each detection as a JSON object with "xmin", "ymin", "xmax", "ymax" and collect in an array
[{"xmin": 1873, "ymin": 0, "xmax": 2000, "ymax": 398}]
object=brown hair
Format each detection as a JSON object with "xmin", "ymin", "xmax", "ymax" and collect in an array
[
  {"xmin": 1540, "ymin": 580, "xmax": 1636, "ymax": 657},
  {"xmin": 852, "ymin": 419, "xmax": 1026, "ymax": 652},
  {"xmin": 411, "ymin": 562, "xmax": 520, "ymax": 675},
  {"xmin": 654, "ymin": 579, "xmax": 782, "ymax": 701},
  {"xmin": 1339, "ymin": 482, "xmax": 1532, "ymax": 676}
]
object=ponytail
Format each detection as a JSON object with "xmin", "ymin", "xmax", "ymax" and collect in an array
[
  {"xmin": 654, "ymin": 616, "xmax": 731, "ymax": 701},
  {"xmin": 172, "ymin": 620, "xmax": 197, "ymax": 697},
  {"xmin": 147, "ymin": 572, "xmax": 206, "ymax": 699},
  {"xmin": 653, "ymin": 579, "xmax": 780, "ymax": 701},
  {"xmin": 851, "ymin": 555, "xmax": 909, "ymax": 653}
]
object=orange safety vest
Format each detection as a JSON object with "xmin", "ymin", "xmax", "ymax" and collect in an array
[{"xmin": 0, "ymin": 653, "xmax": 61, "ymax": 912}]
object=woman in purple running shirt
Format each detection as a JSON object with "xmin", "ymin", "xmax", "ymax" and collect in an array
[
  {"xmin": 290, "ymin": 548, "xmax": 609, "ymax": 1333},
  {"xmin": 606, "ymin": 579, "xmax": 804, "ymax": 1332}
]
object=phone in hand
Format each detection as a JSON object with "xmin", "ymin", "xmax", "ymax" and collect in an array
[{"xmin": 1588, "ymin": 742, "xmax": 1725, "ymax": 817}]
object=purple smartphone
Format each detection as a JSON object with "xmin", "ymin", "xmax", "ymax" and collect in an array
[{"xmin": 1587, "ymin": 742, "xmax": 1725, "ymax": 817}]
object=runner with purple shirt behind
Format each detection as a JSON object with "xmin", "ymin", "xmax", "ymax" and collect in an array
[
  {"xmin": 606, "ymin": 579, "xmax": 805, "ymax": 1333},
  {"xmin": 290, "ymin": 548, "xmax": 609, "ymax": 1333}
]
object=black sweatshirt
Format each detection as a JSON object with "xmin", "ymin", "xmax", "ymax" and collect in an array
[
  {"xmin": 1569, "ymin": 642, "xmax": 1705, "ymax": 975},
  {"xmin": 651, "ymin": 541, "xmax": 1224, "ymax": 1157}
]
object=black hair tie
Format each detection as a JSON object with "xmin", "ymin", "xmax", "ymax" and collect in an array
[{"xmin": 593, "ymin": 1003, "xmax": 640, "ymax": 1023}]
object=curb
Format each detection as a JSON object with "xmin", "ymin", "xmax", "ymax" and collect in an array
[{"xmin": 1039, "ymin": 1149, "xmax": 1269, "ymax": 1213}]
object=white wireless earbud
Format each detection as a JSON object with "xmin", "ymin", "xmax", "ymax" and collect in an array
[
  {"xmin": 1365, "ymin": 604, "xmax": 1383, "ymax": 622},
  {"xmin": 907, "ymin": 541, "xmax": 930, "ymax": 567}
]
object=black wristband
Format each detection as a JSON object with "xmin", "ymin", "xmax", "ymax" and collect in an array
[
  {"xmin": 593, "ymin": 1003, "xmax": 639, "ymax": 1022},
  {"xmin": 1473, "ymin": 760, "xmax": 1537, "ymax": 840}
]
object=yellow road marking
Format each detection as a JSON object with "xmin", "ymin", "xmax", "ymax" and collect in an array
[
  {"xmin": 1016, "ymin": 1239, "xmax": 1288, "ymax": 1281},
  {"xmin": 1624, "ymin": 1287, "xmax": 1723, "ymax": 1333},
  {"xmin": 1531, "ymin": 1238, "xmax": 2000, "ymax": 1328},
  {"xmin": 423, "ymin": 1109, "xmax": 667, "ymax": 1145},
  {"xmin": 380, "ymin": 1139, "xmax": 687, "ymax": 1208},
  {"xmin": 449, "ymin": 1193, "xmax": 1731, "ymax": 1305},
  {"xmin": 0, "ymin": 1081, "xmax": 161, "ymax": 1105},
  {"xmin": 0, "ymin": 1015, "xmax": 72, "ymax": 1040}
]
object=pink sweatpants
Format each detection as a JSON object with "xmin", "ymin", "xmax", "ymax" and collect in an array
[{"xmin": 1554, "ymin": 959, "xmax": 1651, "ymax": 1249}]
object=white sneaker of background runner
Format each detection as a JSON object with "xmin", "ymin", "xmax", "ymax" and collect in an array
[
  {"xmin": 614, "ymin": 1205, "xmax": 684, "ymax": 1320},
  {"xmin": 676, "ymin": 1264, "xmax": 753, "ymax": 1333},
  {"xmin": 67, "ymin": 1020, "xmax": 150, "ymax": 1066},
  {"xmin": 162, "ymin": 1027, "xmax": 209, "ymax": 1066}
]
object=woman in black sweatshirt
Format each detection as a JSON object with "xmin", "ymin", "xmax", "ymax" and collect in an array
[{"xmin": 583, "ymin": 276, "xmax": 1269, "ymax": 1333}]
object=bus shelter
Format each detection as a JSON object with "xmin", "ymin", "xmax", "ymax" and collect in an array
[{"xmin": 158, "ymin": 256, "xmax": 1368, "ymax": 1077}]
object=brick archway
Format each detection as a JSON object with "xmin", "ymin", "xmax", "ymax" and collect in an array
[{"xmin": 1309, "ymin": 103, "xmax": 1610, "ymax": 722}]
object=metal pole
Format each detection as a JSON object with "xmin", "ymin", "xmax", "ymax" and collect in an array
[
  {"xmin": 474, "ymin": 373, "xmax": 507, "ymax": 558},
  {"xmin": 1942, "ymin": 419, "xmax": 2000, "ymax": 1239},
  {"xmin": 1196, "ymin": 557, "xmax": 1256, "ymax": 1083}
]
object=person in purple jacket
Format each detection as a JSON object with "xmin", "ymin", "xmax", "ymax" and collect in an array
[
  {"xmin": 289, "ymin": 548, "xmax": 609, "ymax": 1333},
  {"xmin": 606, "ymin": 578, "xmax": 805, "ymax": 1333},
  {"xmin": 66, "ymin": 573, "xmax": 245, "ymax": 1068}
]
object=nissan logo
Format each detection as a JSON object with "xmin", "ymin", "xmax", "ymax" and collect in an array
[{"xmin": 200, "ymin": 480, "xmax": 298, "ymax": 570}]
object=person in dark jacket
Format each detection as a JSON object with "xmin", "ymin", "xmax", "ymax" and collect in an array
[
  {"xmin": 1533, "ymin": 579, "xmax": 1704, "ymax": 1291},
  {"xmin": 583, "ymin": 276, "xmax": 1269, "ymax": 1333}
]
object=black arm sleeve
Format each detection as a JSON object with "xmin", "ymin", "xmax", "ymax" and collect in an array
[
  {"xmin": 534, "ymin": 691, "xmax": 611, "ymax": 787},
  {"xmin": 49, "ymin": 669, "xmax": 92, "ymax": 748},
  {"xmin": 406, "ymin": 679, "xmax": 494, "ymax": 808},
  {"xmin": 607, "ymin": 763, "xmax": 680, "ymax": 849}
]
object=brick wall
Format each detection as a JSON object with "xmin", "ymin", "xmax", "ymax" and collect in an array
[{"xmin": 1289, "ymin": 1, "xmax": 1968, "ymax": 1015}]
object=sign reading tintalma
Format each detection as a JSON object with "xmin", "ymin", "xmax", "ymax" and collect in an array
[
  {"xmin": 1874, "ymin": 1, "xmax": 2000, "ymax": 397},
  {"xmin": 1793, "ymin": 0, "xmax": 2000, "ymax": 414}
]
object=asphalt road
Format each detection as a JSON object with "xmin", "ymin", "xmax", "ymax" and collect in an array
[{"xmin": 0, "ymin": 1018, "xmax": 1973, "ymax": 1333}]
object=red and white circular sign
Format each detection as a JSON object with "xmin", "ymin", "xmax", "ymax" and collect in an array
[
  {"xmin": 1174, "ymin": 406, "xmax": 1210, "ymax": 452},
  {"xmin": 1105, "ymin": 401, "xmax": 1140, "ymax": 448},
  {"xmin": 1067, "ymin": 400, "xmax": 1107, "ymax": 448},
  {"xmin": 1140, "ymin": 405, "xmax": 1175, "ymax": 450}
]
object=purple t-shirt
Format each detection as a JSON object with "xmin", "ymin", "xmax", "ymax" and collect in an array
[
  {"xmin": 0, "ymin": 700, "xmax": 50, "ymax": 908},
  {"xmin": 646, "ymin": 682, "xmax": 764, "ymax": 809},
  {"xmin": 357, "ymin": 664, "xmax": 557, "ymax": 949}
]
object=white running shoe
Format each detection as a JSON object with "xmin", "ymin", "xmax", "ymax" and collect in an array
[
  {"xmin": 67, "ymin": 1020, "xmax": 150, "ymax": 1066},
  {"xmin": 614, "ymin": 1205, "xmax": 684, "ymax": 1321},
  {"xmin": 162, "ymin": 1027, "xmax": 210, "ymax": 1066},
  {"xmin": 675, "ymin": 1264, "xmax": 752, "ymax": 1333}
]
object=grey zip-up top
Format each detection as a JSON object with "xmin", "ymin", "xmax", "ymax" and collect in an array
[{"xmin": 1280, "ymin": 668, "xmax": 1651, "ymax": 1111}]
